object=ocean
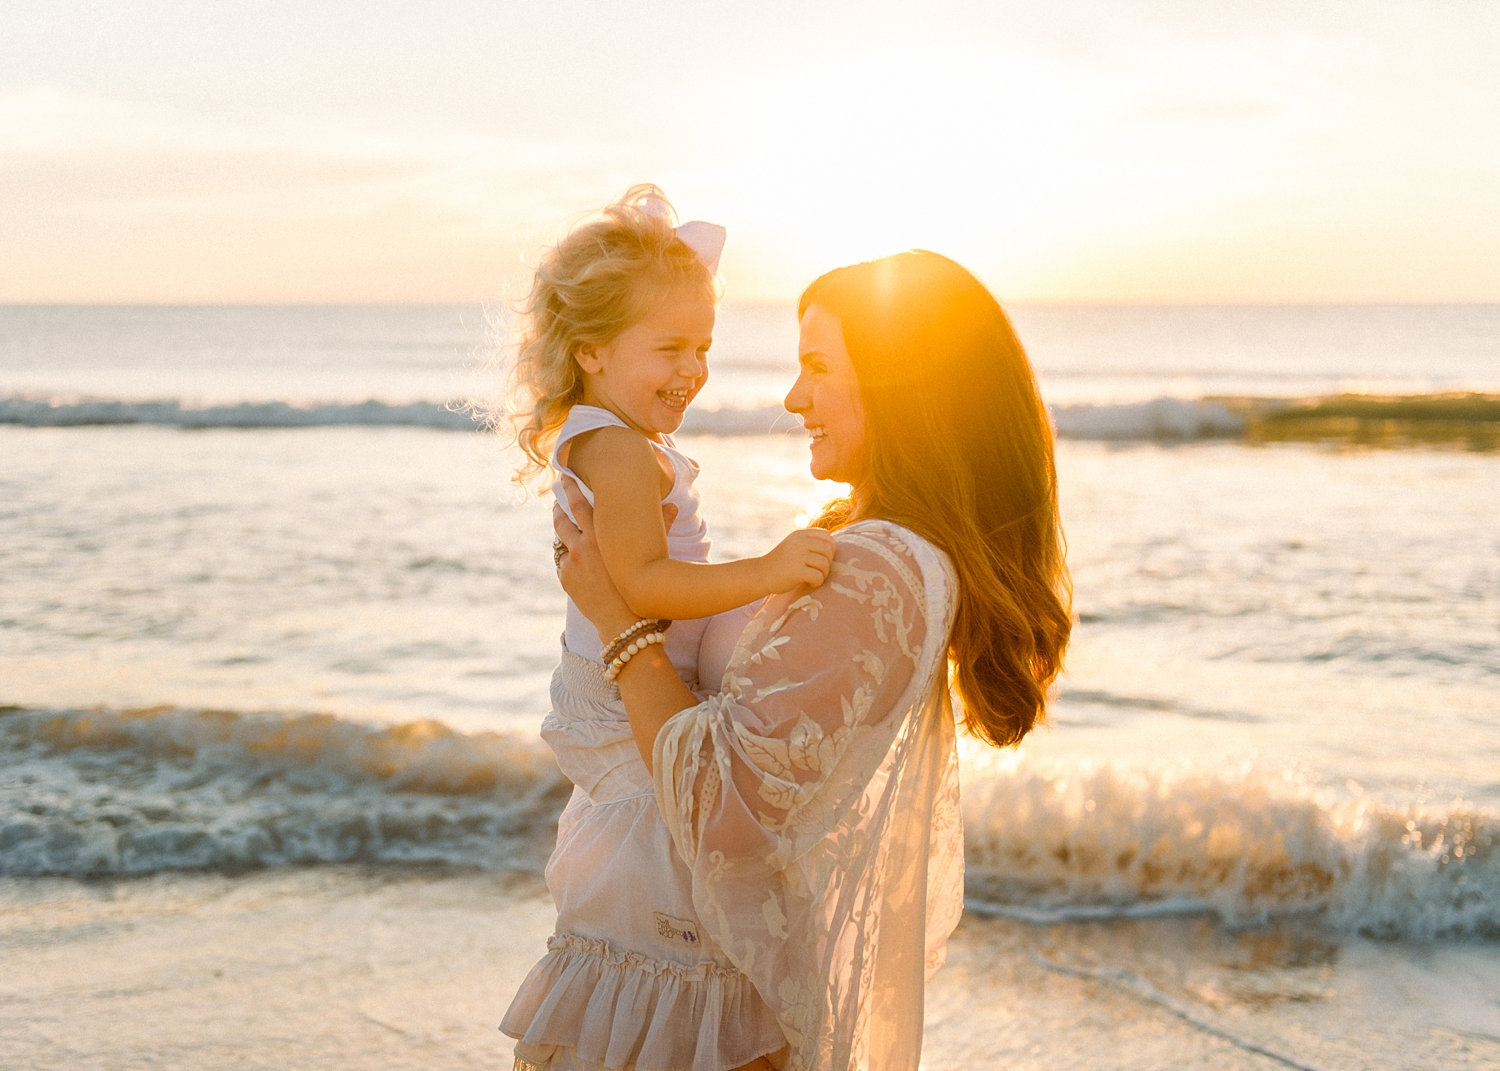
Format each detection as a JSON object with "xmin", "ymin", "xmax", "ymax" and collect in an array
[{"xmin": 2, "ymin": 302, "xmax": 1498, "ymax": 1069}]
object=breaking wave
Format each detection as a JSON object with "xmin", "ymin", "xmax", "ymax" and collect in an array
[
  {"xmin": 3, "ymin": 704, "xmax": 1494, "ymax": 940},
  {"xmin": 962, "ymin": 759, "xmax": 1498, "ymax": 940},
  {"xmin": 5, "ymin": 392, "xmax": 1498, "ymax": 445},
  {"xmin": 0, "ymin": 704, "xmax": 568, "ymax": 877}
]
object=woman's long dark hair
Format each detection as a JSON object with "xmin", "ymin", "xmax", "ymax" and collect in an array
[{"xmin": 801, "ymin": 251, "xmax": 1072, "ymax": 747}]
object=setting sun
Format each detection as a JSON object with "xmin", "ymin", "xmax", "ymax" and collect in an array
[{"xmin": 705, "ymin": 46, "xmax": 1124, "ymax": 290}]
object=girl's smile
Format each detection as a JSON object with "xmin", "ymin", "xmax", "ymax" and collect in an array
[{"xmin": 576, "ymin": 284, "xmax": 715, "ymax": 438}]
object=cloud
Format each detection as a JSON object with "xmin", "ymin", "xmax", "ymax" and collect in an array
[
  {"xmin": 5, "ymin": 0, "xmax": 1499, "ymax": 304},
  {"xmin": 0, "ymin": 88, "xmax": 659, "ymax": 301},
  {"xmin": 2, "ymin": 88, "xmax": 584, "ymax": 214}
]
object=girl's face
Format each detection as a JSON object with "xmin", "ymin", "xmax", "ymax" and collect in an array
[
  {"xmin": 576, "ymin": 282, "xmax": 715, "ymax": 439},
  {"xmin": 785, "ymin": 304, "xmax": 871, "ymax": 494}
]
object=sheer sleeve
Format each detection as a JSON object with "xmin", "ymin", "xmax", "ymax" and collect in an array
[{"xmin": 653, "ymin": 521, "xmax": 965, "ymax": 1071}]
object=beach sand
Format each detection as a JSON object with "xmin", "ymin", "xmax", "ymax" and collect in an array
[{"xmin": 5, "ymin": 868, "xmax": 1494, "ymax": 1070}]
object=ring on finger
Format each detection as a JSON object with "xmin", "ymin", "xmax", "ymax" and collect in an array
[{"xmin": 552, "ymin": 537, "xmax": 568, "ymax": 568}]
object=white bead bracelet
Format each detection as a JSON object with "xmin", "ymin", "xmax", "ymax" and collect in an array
[{"xmin": 603, "ymin": 630, "xmax": 666, "ymax": 680}]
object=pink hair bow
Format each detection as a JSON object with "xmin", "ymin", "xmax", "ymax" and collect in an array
[
  {"xmin": 675, "ymin": 220, "xmax": 726, "ymax": 275},
  {"xmin": 640, "ymin": 192, "xmax": 725, "ymax": 274}
]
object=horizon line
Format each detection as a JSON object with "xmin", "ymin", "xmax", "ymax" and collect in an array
[{"xmin": 4, "ymin": 298, "xmax": 1498, "ymax": 310}]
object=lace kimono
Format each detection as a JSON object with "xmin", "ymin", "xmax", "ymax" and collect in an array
[{"xmin": 653, "ymin": 519, "xmax": 965, "ymax": 1071}]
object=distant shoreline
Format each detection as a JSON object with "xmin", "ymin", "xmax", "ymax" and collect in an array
[{"xmin": 1215, "ymin": 391, "xmax": 1500, "ymax": 450}]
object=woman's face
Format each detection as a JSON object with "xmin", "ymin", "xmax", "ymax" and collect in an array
[{"xmin": 785, "ymin": 303, "xmax": 871, "ymax": 493}]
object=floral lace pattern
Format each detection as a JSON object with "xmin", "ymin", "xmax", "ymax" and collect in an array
[{"xmin": 655, "ymin": 521, "xmax": 964, "ymax": 1071}]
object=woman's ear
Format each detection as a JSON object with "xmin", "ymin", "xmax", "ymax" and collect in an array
[{"xmin": 573, "ymin": 344, "xmax": 604, "ymax": 376}]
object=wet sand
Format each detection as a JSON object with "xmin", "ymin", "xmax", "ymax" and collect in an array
[{"xmin": 2, "ymin": 867, "xmax": 1495, "ymax": 1070}]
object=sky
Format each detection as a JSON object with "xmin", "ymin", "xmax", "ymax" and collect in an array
[{"xmin": 2, "ymin": 0, "xmax": 1498, "ymax": 305}]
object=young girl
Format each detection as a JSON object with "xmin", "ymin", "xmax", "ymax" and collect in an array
[{"xmin": 500, "ymin": 186, "xmax": 831, "ymax": 1070}]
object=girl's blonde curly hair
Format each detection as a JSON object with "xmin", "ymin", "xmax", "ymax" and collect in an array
[{"xmin": 503, "ymin": 184, "xmax": 716, "ymax": 490}]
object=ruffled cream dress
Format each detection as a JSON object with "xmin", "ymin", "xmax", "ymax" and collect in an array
[
  {"xmin": 505, "ymin": 515, "xmax": 965, "ymax": 1071},
  {"xmin": 503, "ymin": 651, "xmax": 786, "ymax": 1070}
]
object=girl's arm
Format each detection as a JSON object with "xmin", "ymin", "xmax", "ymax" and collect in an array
[
  {"xmin": 567, "ymin": 426, "xmax": 834, "ymax": 621},
  {"xmin": 552, "ymin": 478, "xmax": 699, "ymax": 768}
]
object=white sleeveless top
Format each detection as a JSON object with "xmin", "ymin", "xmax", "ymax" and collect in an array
[{"xmin": 551, "ymin": 405, "xmax": 713, "ymax": 687}]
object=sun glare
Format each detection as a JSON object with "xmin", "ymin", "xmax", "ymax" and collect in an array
[
  {"xmin": 701, "ymin": 42, "xmax": 1298, "ymax": 301},
  {"xmin": 709, "ymin": 47, "xmax": 1131, "ymax": 291}
]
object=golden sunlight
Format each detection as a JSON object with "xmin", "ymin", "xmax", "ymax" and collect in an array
[
  {"xmin": 709, "ymin": 48, "xmax": 1131, "ymax": 287},
  {"xmin": 703, "ymin": 43, "xmax": 1292, "ymax": 300}
]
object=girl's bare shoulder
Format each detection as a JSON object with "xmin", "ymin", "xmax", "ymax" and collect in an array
[{"xmin": 567, "ymin": 425, "xmax": 670, "ymax": 490}]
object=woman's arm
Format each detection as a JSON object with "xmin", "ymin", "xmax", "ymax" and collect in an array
[
  {"xmin": 653, "ymin": 529, "xmax": 933, "ymax": 863},
  {"xmin": 567, "ymin": 426, "xmax": 835, "ymax": 620}
]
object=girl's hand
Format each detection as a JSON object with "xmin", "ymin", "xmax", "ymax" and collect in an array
[{"xmin": 760, "ymin": 528, "xmax": 837, "ymax": 592}]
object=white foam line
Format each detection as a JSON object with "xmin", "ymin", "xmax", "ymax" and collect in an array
[
  {"xmin": 964, "ymin": 896, "xmax": 1217, "ymax": 924},
  {"xmin": 1031, "ymin": 952, "xmax": 1324, "ymax": 1071},
  {"xmin": 1432, "ymin": 1024, "xmax": 1500, "ymax": 1047}
]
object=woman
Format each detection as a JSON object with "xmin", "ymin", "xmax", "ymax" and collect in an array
[{"xmin": 547, "ymin": 250, "xmax": 1072, "ymax": 1070}]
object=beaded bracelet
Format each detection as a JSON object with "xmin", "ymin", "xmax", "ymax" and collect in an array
[
  {"xmin": 603, "ymin": 629, "xmax": 667, "ymax": 681},
  {"xmin": 600, "ymin": 617, "xmax": 671, "ymax": 667},
  {"xmin": 601, "ymin": 617, "xmax": 657, "ymax": 664}
]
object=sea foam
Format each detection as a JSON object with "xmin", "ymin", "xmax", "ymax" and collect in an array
[
  {"xmin": 962, "ymin": 760, "xmax": 1498, "ymax": 940},
  {"xmin": 0, "ymin": 705, "xmax": 568, "ymax": 877},
  {"xmin": 3, "ymin": 704, "xmax": 1493, "ymax": 940}
]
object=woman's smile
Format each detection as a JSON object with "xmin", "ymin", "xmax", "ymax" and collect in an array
[{"xmin": 785, "ymin": 303, "xmax": 870, "ymax": 492}]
